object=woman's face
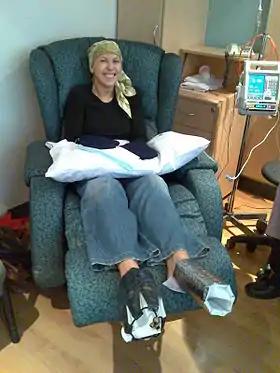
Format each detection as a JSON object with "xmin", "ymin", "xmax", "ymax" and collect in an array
[{"xmin": 92, "ymin": 53, "xmax": 122, "ymax": 88}]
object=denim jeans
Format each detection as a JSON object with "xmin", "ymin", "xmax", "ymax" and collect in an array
[{"xmin": 76, "ymin": 174, "xmax": 205, "ymax": 270}]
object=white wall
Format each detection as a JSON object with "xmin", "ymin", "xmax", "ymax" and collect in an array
[{"xmin": 0, "ymin": 0, "xmax": 117, "ymax": 211}]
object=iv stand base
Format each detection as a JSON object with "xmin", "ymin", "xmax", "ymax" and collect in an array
[
  {"xmin": 223, "ymin": 111, "xmax": 268, "ymax": 240},
  {"xmin": 223, "ymin": 211, "xmax": 267, "ymax": 237}
]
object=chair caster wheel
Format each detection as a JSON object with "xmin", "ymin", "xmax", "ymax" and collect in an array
[
  {"xmin": 256, "ymin": 268, "xmax": 271, "ymax": 281},
  {"xmin": 246, "ymin": 243, "xmax": 257, "ymax": 253},
  {"xmin": 226, "ymin": 239, "xmax": 235, "ymax": 250},
  {"xmin": 256, "ymin": 219, "xmax": 267, "ymax": 235}
]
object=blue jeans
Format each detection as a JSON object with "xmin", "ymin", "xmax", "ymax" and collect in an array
[{"xmin": 76, "ymin": 174, "xmax": 205, "ymax": 270}]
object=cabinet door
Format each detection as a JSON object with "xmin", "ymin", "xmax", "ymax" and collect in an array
[
  {"xmin": 162, "ymin": 0, "xmax": 209, "ymax": 53},
  {"xmin": 117, "ymin": 0, "xmax": 164, "ymax": 45},
  {"xmin": 213, "ymin": 98, "xmax": 246, "ymax": 198}
]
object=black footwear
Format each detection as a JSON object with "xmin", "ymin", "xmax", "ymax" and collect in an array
[
  {"xmin": 118, "ymin": 268, "xmax": 142, "ymax": 320},
  {"xmin": 119, "ymin": 267, "xmax": 164, "ymax": 342},
  {"xmin": 138, "ymin": 267, "xmax": 159, "ymax": 311},
  {"xmin": 245, "ymin": 242, "xmax": 280, "ymax": 300},
  {"xmin": 245, "ymin": 275, "xmax": 280, "ymax": 299},
  {"xmin": 118, "ymin": 267, "xmax": 159, "ymax": 321}
]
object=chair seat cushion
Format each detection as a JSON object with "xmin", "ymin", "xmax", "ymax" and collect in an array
[
  {"xmin": 64, "ymin": 184, "xmax": 236, "ymax": 326},
  {"xmin": 262, "ymin": 160, "xmax": 280, "ymax": 186}
]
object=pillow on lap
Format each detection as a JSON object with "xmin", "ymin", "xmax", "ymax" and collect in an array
[{"xmin": 45, "ymin": 132, "xmax": 210, "ymax": 183}]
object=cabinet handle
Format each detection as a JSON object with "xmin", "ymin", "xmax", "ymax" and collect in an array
[
  {"xmin": 187, "ymin": 113, "xmax": 195, "ymax": 116},
  {"xmin": 153, "ymin": 25, "xmax": 159, "ymax": 45}
]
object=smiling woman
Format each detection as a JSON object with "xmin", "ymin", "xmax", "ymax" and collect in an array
[
  {"xmin": 92, "ymin": 53, "xmax": 122, "ymax": 93},
  {"xmin": 63, "ymin": 41, "xmax": 144, "ymax": 142},
  {"xmin": 88, "ymin": 40, "xmax": 136, "ymax": 116},
  {"xmin": 62, "ymin": 40, "xmax": 216, "ymax": 342}
]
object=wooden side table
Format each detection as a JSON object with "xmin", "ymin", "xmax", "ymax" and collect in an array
[
  {"xmin": 173, "ymin": 46, "xmax": 246, "ymax": 198},
  {"xmin": 0, "ymin": 261, "xmax": 20, "ymax": 343}
]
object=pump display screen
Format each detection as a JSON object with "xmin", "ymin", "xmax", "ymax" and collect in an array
[{"xmin": 247, "ymin": 73, "xmax": 279, "ymax": 102}]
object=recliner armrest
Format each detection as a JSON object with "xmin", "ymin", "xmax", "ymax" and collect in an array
[
  {"xmin": 30, "ymin": 176, "xmax": 66, "ymax": 288},
  {"xmin": 24, "ymin": 141, "xmax": 52, "ymax": 186},
  {"xmin": 171, "ymin": 152, "xmax": 222, "ymax": 240},
  {"xmin": 174, "ymin": 152, "xmax": 218, "ymax": 181},
  {"xmin": 180, "ymin": 168, "xmax": 223, "ymax": 240}
]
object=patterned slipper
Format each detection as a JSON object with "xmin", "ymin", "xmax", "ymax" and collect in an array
[
  {"xmin": 118, "ymin": 268, "xmax": 142, "ymax": 320},
  {"xmin": 138, "ymin": 267, "xmax": 159, "ymax": 311}
]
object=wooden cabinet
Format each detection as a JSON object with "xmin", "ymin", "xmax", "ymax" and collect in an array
[
  {"xmin": 117, "ymin": 0, "xmax": 164, "ymax": 46},
  {"xmin": 174, "ymin": 89, "xmax": 245, "ymax": 198},
  {"xmin": 173, "ymin": 47, "xmax": 246, "ymax": 198},
  {"xmin": 117, "ymin": 0, "xmax": 209, "ymax": 53},
  {"xmin": 174, "ymin": 92, "xmax": 218, "ymax": 152}
]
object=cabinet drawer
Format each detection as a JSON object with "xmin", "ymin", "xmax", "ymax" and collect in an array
[{"xmin": 175, "ymin": 97, "xmax": 217, "ymax": 134}]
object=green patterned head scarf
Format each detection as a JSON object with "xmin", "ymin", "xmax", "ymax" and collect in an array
[{"xmin": 88, "ymin": 40, "xmax": 136, "ymax": 118}]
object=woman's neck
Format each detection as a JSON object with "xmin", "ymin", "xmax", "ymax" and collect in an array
[{"xmin": 92, "ymin": 81, "xmax": 114, "ymax": 103}]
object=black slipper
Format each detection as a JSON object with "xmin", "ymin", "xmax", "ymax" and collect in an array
[
  {"xmin": 118, "ymin": 267, "xmax": 160, "ymax": 322},
  {"xmin": 138, "ymin": 267, "xmax": 159, "ymax": 311},
  {"xmin": 118, "ymin": 268, "xmax": 142, "ymax": 320}
]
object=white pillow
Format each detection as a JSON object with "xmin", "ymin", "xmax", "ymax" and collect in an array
[{"xmin": 45, "ymin": 131, "xmax": 210, "ymax": 183}]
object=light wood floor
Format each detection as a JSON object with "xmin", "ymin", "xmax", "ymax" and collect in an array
[{"xmin": 1, "ymin": 191, "xmax": 279, "ymax": 373}]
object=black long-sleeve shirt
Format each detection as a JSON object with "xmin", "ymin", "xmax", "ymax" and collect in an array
[{"xmin": 63, "ymin": 85, "xmax": 146, "ymax": 142}]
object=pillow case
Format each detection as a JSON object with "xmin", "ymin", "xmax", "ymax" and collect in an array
[{"xmin": 45, "ymin": 131, "xmax": 210, "ymax": 183}]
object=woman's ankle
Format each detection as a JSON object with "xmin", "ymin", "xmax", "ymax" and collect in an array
[
  {"xmin": 166, "ymin": 250, "xmax": 189, "ymax": 278},
  {"xmin": 118, "ymin": 259, "xmax": 139, "ymax": 277}
]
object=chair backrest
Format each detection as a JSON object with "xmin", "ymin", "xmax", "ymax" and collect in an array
[{"xmin": 29, "ymin": 37, "xmax": 182, "ymax": 142}]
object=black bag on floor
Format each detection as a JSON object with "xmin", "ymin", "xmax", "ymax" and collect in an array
[{"xmin": 0, "ymin": 227, "xmax": 32, "ymax": 290}]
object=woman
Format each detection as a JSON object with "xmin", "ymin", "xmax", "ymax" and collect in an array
[{"xmin": 63, "ymin": 40, "xmax": 206, "ymax": 334}]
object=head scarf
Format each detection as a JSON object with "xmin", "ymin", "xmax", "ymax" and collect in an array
[{"xmin": 88, "ymin": 40, "xmax": 136, "ymax": 118}]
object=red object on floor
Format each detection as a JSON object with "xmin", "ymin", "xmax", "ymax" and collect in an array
[{"xmin": 0, "ymin": 212, "xmax": 29, "ymax": 231}]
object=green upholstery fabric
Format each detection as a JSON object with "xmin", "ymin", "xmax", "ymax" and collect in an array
[
  {"xmin": 156, "ymin": 53, "xmax": 186, "ymax": 136},
  {"xmin": 173, "ymin": 153, "xmax": 223, "ymax": 240},
  {"xmin": 168, "ymin": 184, "xmax": 207, "ymax": 237},
  {"xmin": 25, "ymin": 38, "xmax": 236, "ymax": 324},
  {"xmin": 175, "ymin": 152, "xmax": 218, "ymax": 174},
  {"xmin": 29, "ymin": 177, "xmax": 66, "ymax": 288},
  {"xmin": 180, "ymin": 169, "xmax": 223, "ymax": 241},
  {"xmin": 25, "ymin": 141, "xmax": 52, "ymax": 186}
]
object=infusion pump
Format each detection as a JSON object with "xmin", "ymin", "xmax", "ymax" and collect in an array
[{"xmin": 236, "ymin": 60, "xmax": 280, "ymax": 116}]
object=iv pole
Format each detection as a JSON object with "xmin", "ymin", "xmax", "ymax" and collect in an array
[{"xmin": 224, "ymin": 0, "xmax": 268, "ymax": 236}]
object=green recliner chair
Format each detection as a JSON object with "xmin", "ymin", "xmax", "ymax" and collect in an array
[{"xmin": 24, "ymin": 37, "xmax": 237, "ymax": 327}]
